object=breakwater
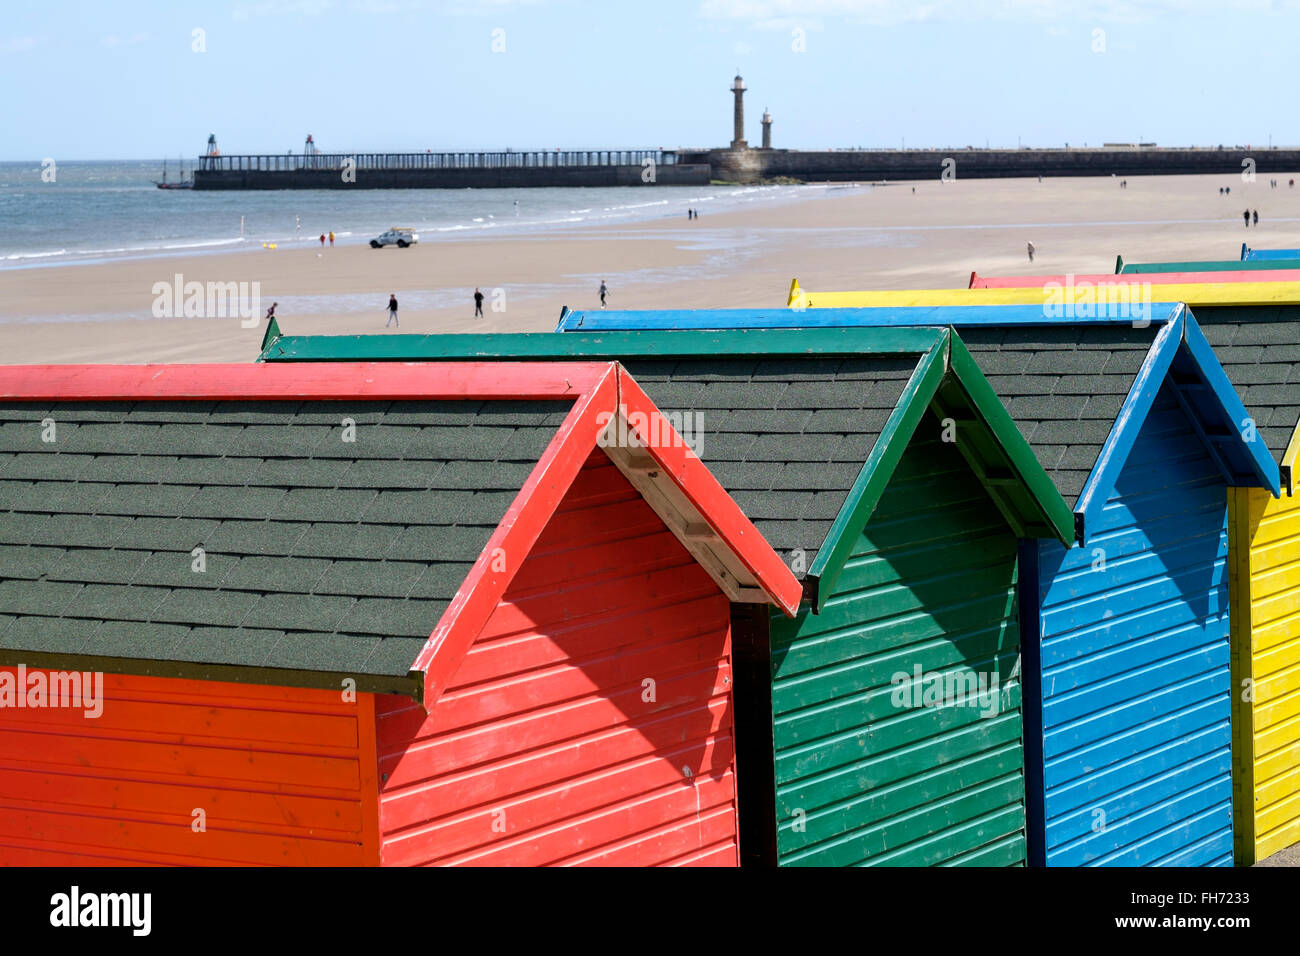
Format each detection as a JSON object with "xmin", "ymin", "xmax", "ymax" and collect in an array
[
  {"xmin": 693, "ymin": 146, "xmax": 1300, "ymax": 183},
  {"xmin": 193, "ymin": 149, "xmax": 710, "ymax": 190},
  {"xmin": 191, "ymin": 145, "xmax": 1300, "ymax": 189}
]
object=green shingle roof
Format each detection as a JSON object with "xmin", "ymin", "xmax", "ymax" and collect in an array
[
  {"xmin": 1192, "ymin": 306, "xmax": 1300, "ymax": 464},
  {"xmin": 956, "ymin": 325, "xmax": 1161, "ymax": 502},
  {"xmin": 0, "ymin": 398, "xmax": 571, "ymax": 692}
]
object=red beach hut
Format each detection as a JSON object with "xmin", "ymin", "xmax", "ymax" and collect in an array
[{"xmin": 0, "ymin": 361, "xmax": 800, "ymax": 866}]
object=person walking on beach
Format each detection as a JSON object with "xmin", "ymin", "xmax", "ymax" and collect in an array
[
  {"xmin": 1244, "ymin": 209, "xmax": 1251, "ymax": 227},
  {"xmin": 474, "ymin": 287, "xmax": 484, "ymax": 317},
  {"xmin": 1253, "ymin": 209, "xmax": 1259, "ymax": 226},
  {"xmin": 386, "ymin": 293, "xmax": 399, "ymax": 328},
  {"xmin": 328, "ymin": 231, "xmax": 335, "ymax": 247},
  {"xmin": 599, "ymin": 280, "xmax": 608, "ymax": 308},
  {"xmin": 1027, "ymin": 241, "xmax": 1035, "ymax": 263},
  {"xmin": 320, "ymin": 233, "xmax": 326, "ymax": 248}
]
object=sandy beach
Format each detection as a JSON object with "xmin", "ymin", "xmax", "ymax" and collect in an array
[{"xmin": 5, "ymin": 173, "xmax": 1300, "ymax": 364}]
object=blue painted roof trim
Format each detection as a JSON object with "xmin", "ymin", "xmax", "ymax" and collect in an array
[
  {"xmin": 557, "ymin": 303, "xmax": 1186, "ymax": 331},
  {"xmin": 1180, "ymin": 312, "xmax": 1283, "ymax": 497},
  {"xmin": 1243, "ymin": 246, "xmax": 1300, "ymax": 260},
  {"xmin": 1075, "ymin": 305, "xmax": 1282, "ymax": 539},
  {"xmin": 1074, "ymin": 314, "xmax": 1184, "ymax": 538}
]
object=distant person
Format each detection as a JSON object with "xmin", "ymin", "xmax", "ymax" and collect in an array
[
  {"xmin": 912, "ymin": 187, "xmax": 916, "ymax": 194},
  {"xmin": 1226, "ymin": 186, "xmax": 1231, "ymax": 195},
  {"xmin": 329, "ymin": 231, "xmax": 335, "ymax": 246},
  {"xmin": 1244, "ymin": 209, "xmax": 1251, "ymax": 227},
  {"xmin": 1219, "ymin": 187, "xmax": 1224, "ymax": 196},
  {"xmin": 1291, "ymin": 178, "xmax": 1295, "ymax": 188},
  {"xmin": 265, "ymin": 302, "xmax": 277, "ymax": 320},
  {"xmin": 1254, "ymin": 209, "xmax": 1259, "ymax": 225},
  {"xmin": 1027, "ymin": 241, "xmax": 1035, "ymax": 263},
  {"xmin": 599, "ymin": 280, "xmax": 608, "ymax": 308},
  {"xmin": 320, "ymin": 233, "xmax": 326, "ymax": 248},
  {"xmin": 386, "ymin": 293, "xmax": 399, "ymax": 328},
  {"xmin": 474, "ymin": 287, "xmax": 484, "ymax": 317}
]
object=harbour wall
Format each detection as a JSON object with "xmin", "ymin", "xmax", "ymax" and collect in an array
[
  {"xmin": 694, "ymin": 147, "xmax": 1300, "ymax": 183},
  {"xmin": 192, "ymin": 164, "xmax": 712, "ymax": 190}
]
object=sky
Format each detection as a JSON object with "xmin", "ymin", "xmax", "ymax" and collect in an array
[{"xmin": 3, "ymin": 0, "xmax": 1300, "ymax": 160}]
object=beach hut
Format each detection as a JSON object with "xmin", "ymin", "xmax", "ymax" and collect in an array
[
  {"xmin": 259, "ymin": 325, "xmax": 1077, "ymax": 867},
  {"xmin": 1116, "ymin": 256, "xmax": 1300, "ymax": 274},
  {"xmin": 825, "ymin": 278, "xmax": 1300, "ymax": 864},
  {"xmin": 556, "ymin": 303, "xmax": 1284, "ymax": 867},
  {"xmin": 0, "ymin": 360, "xmax": 803, "ymax": 866},
  {"xmin": 972, "ymin": 268, "xmax": 1300, "ymax": 288},
  {"xmin": 1243, "ymin": 245, "xmax": 1300, "ymax": 261},
  {"xmin": 783, "ymin": 278, "xmax": 1300, "ymax": 310}
]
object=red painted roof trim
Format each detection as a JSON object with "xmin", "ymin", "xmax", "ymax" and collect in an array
[
  {"xmin": 414, "ymin": 362, "xmax": 803, "ymax": 705},
  {"xmin": 0, "ymin": 361, "xmax": 607, "ymax": 401},
  {"xmin": 614, "ymin": 367, "xmax": 803, "ymax": 617},
  {"xmin": 413, "ymin": 364, "xmax": 621, "ymax": 703}
]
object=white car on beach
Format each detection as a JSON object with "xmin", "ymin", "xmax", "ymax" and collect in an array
[{"xmin": 370, "ymin": 227, "xmax": 419, "ymax": 248}]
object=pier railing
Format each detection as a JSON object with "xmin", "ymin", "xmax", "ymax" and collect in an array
[{"xmin": 197, "ymin": 149, "xmax": 678, "ymax": 172}]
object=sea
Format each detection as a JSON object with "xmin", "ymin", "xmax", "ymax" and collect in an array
[{"xmin": 0, "ymin": 160, "xmax": 832, "ymax": 269}]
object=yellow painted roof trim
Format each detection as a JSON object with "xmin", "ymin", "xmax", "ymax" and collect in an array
[
  {"xmin": 787, "ymin": 279, "xmax": 1300, "ymax": 308},
  {"xmin": 1284, "ymin": 417, "xmax": 1300, "ymax": 470}
]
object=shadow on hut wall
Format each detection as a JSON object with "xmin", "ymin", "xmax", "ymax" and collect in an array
[
  {"xmin": 1030, "ymin": 384, "xmax": 1232, "ymax": 864},
  {"xmin": 373, "ymin": 449, "xmax": 739, "ymax": 862},
  {"xmin": 761, "ymin": 424, "xmax": 1027, "ymax": 866}
]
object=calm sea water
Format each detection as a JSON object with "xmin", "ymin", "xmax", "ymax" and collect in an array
[{"xmin": 0, "ymin": 160, "xmax": 822, "ymax": 268}]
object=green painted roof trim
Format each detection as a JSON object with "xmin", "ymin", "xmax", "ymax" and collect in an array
[
  {"xmin": 946, "ymin": 332, "xmax": 1077, "ymax": 544},
  {"xmin": 803, "ymin": 333, "xmax": 950, "ymax": 608},
  {"xmin": 803, "ymin": 329, "xmax": 1075, "ymax": 609},
  {"xmin": 257, "ymin": 327, "xmax": 947, "ymax": 362},
  {"xmin": 1118, "ymin": 258, "xmax": 1300, "ymax": 274},
  {"xmin": 260, "ymin": 316, "xmax": 282, "ymax": 354}
]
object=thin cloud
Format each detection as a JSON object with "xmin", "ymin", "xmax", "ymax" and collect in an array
[
  {"xmin": 2, "ymin": 36, "xmax": 39, "ymax": 53},
  {"xmin": 231, "ymin": 0, "xmax": 541, "ymax": 16},
  {"xmin": 232, "ymin": 0, "xmax": 337, "ymax": 20},
  {"xmin": 100, "ymin": 33, "xmax": 150, "ymax": 47},
  {"xmin": 699, "ymin": 0, "xmax": 1299, "ymax": 26}
]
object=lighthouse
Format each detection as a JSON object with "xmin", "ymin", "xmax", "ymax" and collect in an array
[
  {"xmin": 761, "ymin": 107, "xmax": 772, "ymax": 149},
  {"xmin": 730, "ymin": 73, "xmax": 747, "ymax": 149}
]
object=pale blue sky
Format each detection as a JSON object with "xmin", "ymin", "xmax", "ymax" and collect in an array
[{"xmin": 3, "ymin": 0, "xmax": 1298, "ymax": 160}]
